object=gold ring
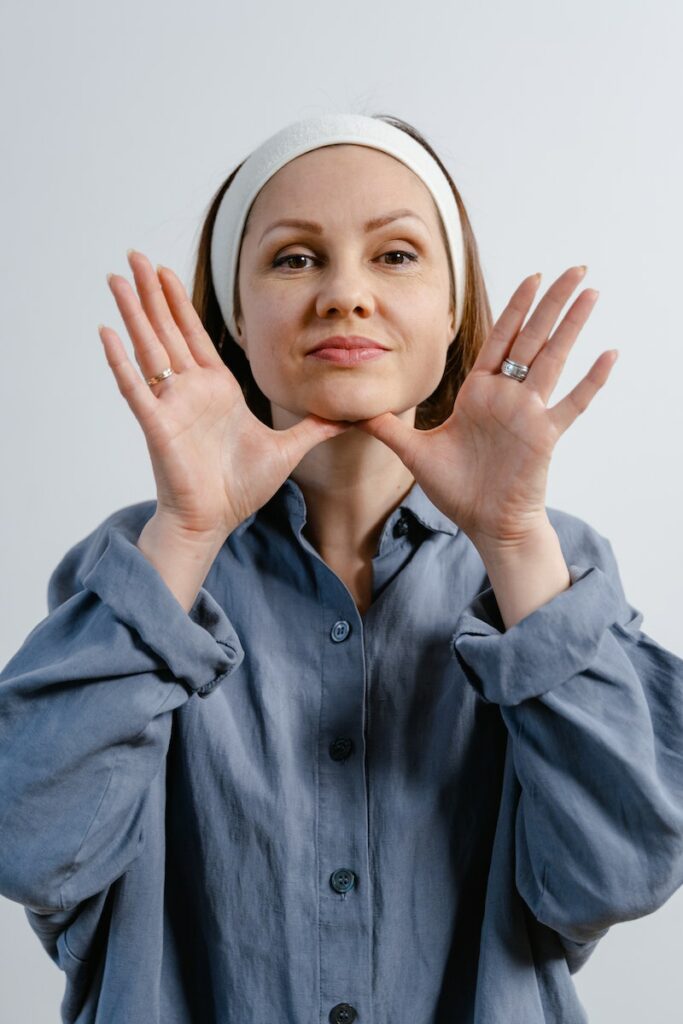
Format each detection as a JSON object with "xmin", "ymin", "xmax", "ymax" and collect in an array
[{"xmin": 146, "ymin": 367, "xmax": 174, "ymax": 387}]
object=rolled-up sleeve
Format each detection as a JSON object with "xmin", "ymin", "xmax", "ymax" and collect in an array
[
  {"xmin": 82, "ymin": 524, "xmax": 244, "ymax": 698},
  {"xmin": 0, "ymin": 510, "xmax": 244, "ymax": 914},
  {"xmin": 451, "ymin": 523, "xmax": 683, "ymax": 946}
]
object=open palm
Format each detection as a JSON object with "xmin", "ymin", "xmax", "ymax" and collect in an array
[
  {"xmin": 353, "ymin": 266, "xmax": 618, "ymax": 549},
  {"xmin": 100, "ymin": 251, "xmax": 352, "ymax": 538}
]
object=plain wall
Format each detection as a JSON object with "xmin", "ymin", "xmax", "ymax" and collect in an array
[{"xmin": 1, "ymin": 0, "xmax": 681, "ymax": 1019}]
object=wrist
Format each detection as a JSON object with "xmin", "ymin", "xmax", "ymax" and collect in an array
[
  {"xmin": 146, "ymin": 512, "xmax": 232, "ymax": 554},
  {"xmin": 137, "ymin": 515, "xmax": 229, "ymax": 614},
  {"xmin": 469, "ymin": 517, "xmax": 557, "ymax": 569},
  {"xmin": 472, "ymin": 522, "xmax": 571, "ymax": 631},
  {"xmin": 138, "ymin": 516, "xmax": 226, "ymax": 572}
]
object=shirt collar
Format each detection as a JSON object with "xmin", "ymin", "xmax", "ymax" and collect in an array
[
  {"xmin": 392, "ymin": 478, "xmax": 459, "ymax": 536},
  {"xmin": 231, "ymin": 476, "xmax": 458, "ymax": 539}
]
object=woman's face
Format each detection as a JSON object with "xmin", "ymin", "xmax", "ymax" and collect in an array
[{"xmin": 233, "ymin": 144, "xmax": 455, "ymax": 427}]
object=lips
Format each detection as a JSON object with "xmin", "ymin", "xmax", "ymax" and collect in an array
[{"xmin": 307, "ymin": 335, "xmax": 389, "ymax": 354}]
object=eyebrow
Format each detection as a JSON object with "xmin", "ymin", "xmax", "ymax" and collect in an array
[{"xmin": 258, "ymin": 208, "xmax": 428, "ymax": 245}]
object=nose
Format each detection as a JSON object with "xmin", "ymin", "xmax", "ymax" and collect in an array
[{"xmin": 314, "ymin": 259, "xmax": 375, "ymax": 321}]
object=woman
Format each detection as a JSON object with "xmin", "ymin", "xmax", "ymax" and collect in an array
[{"xmin": 1, "ymin": 112, "xmax": 682, "ymax": 1024}]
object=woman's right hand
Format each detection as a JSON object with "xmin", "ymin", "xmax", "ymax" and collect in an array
[{"xmin": 99, "ymin": 250, "xmax": 352, "ymax": 540}]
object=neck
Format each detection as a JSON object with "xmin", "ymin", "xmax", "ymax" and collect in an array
[{"xmin": 274, "ymin": 405, "xmax": 416, "ymax": 563}]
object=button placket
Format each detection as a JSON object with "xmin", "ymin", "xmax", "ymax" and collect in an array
[{"xmin": 319, "ymin": 603, "xmax": 371, "ymax": 1023}]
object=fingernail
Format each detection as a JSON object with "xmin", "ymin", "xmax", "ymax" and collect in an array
[
  {"xmin": 126, "ymin": 248, "xmax": 137, "ymax": 261},
  {"xmin": 533, "ymin": 272, "xmax": 542, "ymax": 283},
  {"xmin": 106, "ymin": 272, "xmax": 113, "ymax": 284},
  {"xmin": 577, "ymin": 264, "xmax": 588, "ymax": 274}
]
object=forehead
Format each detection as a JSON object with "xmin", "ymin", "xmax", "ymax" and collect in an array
[{"xmin": 246, "ymin": 144, "xmax": 439, "ymax": 226}]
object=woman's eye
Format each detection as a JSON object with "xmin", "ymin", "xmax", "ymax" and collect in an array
[
  {"xmin": 381, "ymin": 250, "xmax": 419, "ymax": 267},
  {"xmin": 272, "ymin": 250, "xmax": 419, "ymax": 270},
  {"xmin": 272, "ymin": 254, "xmax": 315, "ymax": 270}
]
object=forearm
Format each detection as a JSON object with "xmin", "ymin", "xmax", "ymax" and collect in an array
[
  {"xmin": 137, "ymin": 515, "xmax": 229, "ymax": 613},
  {"xmin": 0, "ymin": 516, "xmax": 242, "ymax": 910},
  {"xmin": 473, "ymin": 521, "xmax": 571, "ymax": 630}
]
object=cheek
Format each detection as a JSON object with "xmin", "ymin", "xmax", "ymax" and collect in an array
[
  {"xmin": 245, "ymin": 330, "xmax": 298, "ymax": 391},
  {"xmin": 404, "ymin": 333, "xmax": 449, "ymax": 388}
]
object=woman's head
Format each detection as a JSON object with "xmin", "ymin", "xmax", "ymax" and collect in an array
[{"xmin": 192, "ymin": 113, "xmax": 492, "ymax": 430}]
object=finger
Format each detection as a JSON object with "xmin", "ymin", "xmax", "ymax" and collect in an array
[
  {"xmin": 506, "ymin": 265, "xmax": 587, "ymax": 369},
  {"xmin": 525, "ymin": 289, "xmax": 600, "ymax": 404},
  {"xmin": 471, "ymin": 273, "xmax": 542, "ymax": 374},
  {"xmin": 349, "ymin": 413, "xmax": 422, "ymax": 471},
  {"xmin": 547, "ymin": 349, "xmax": 619, "ymax": 436},
  {"xmin": 98, "ymin": 324, "xmax": 162, "ymax": 428},
  {"xmin": 156, "ymin": 264, "xmax": 226, "ymax": 370},
  {"xmin": 126, "ymin": 251, "xmax": 200, "ymax": 372},
  {"xmin": 107, "ymin": 270, "xmax": 192, "ymax": 382},
  {"xmin": 279, "ymin": 415, "xmax": 355, "ymax": 467}
]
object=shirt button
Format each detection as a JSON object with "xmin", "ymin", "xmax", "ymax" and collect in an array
[
  {"xmin": 330, "ymin": 868, "xmax": 356, "ymax": 893},
  {"xmin": 329, "ymin": 1004, "xmax": 357, "ymax": 1023},
  {"xmin": 393, "ymin": 512, "xmax": 410, "ymax": 538},
  {"xmin": 330, "ymin": 620, "xmax": 351, "ymax": 643},
  {"xmin": 329, "ymin": 737, "xmax": 354, "ymax": 761}
]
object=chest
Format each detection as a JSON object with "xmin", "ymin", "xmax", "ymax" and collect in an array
[{"xmin": 325, "ymin": 556, "xmax": 374, "ymax": 616}]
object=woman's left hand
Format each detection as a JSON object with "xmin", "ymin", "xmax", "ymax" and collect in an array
[{"xmin": 353, "ymin": 265, "xmax": 619, "ymax": 558}]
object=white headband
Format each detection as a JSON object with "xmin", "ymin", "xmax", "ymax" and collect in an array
[{"xmin": 210, "ymin": 113, "xmax": 467, "ymax": 342}]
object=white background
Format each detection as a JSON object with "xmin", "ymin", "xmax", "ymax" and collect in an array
[{"xmin": 1, "ymin": 0, "xmax": 681, "ymax": 1019}]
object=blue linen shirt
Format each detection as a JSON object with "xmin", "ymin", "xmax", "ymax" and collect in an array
[{"xmin": 1, "ymin": 476, "xmax": 683, "ymax": 1024}]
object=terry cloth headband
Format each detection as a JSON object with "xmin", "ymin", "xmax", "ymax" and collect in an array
[{"xmin": 210, "ymin": 113, "xmax": 467, "ymax": 341}]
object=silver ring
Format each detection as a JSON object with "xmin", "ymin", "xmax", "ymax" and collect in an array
[
  {"xmin": 500, "ymin": 358, "xmax": 529, "ymax": 382},
  {"xmin": 146, "ymin": 367, "xmax": 174, "ymax": 387}
]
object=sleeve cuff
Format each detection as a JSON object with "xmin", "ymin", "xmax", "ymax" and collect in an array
[
  {"xmin": 451, "ymin": 562, "xmax": 625, "ymax": 705},
  {"xmin": 82, "ymin": 525, "xmax": 244, "ymax": 698}
]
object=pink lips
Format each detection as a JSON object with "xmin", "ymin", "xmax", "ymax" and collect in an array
[{"xmin": 306, "ymin": 335, "xmax": 389, "ymax": 365}]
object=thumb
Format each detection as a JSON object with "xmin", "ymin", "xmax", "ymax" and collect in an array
[
  {"xmin": 279, "ymin": 413, "xmax": 354, "ymax": 467},
  {"xmin": 353, "ymin": 413, "xmax": 420, "ymax": 471}
]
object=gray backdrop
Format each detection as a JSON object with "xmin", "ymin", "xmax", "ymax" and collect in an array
[{"xmin": 1, "ymin": 0, "xmax": 681, "ymax": 1019}]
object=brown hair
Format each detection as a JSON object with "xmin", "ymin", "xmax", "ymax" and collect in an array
[{"xmin": 190, "ymin": 113, "xmax": 493, "ymax": 430}]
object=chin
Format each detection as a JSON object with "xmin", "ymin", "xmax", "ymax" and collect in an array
[
  {"xmin": 307, "ymin": 388, "xmax": 398, "ymax": 421},
  {"xmin": 314, "ymin": 403, "xmax": 392, "ymax": 423}
]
